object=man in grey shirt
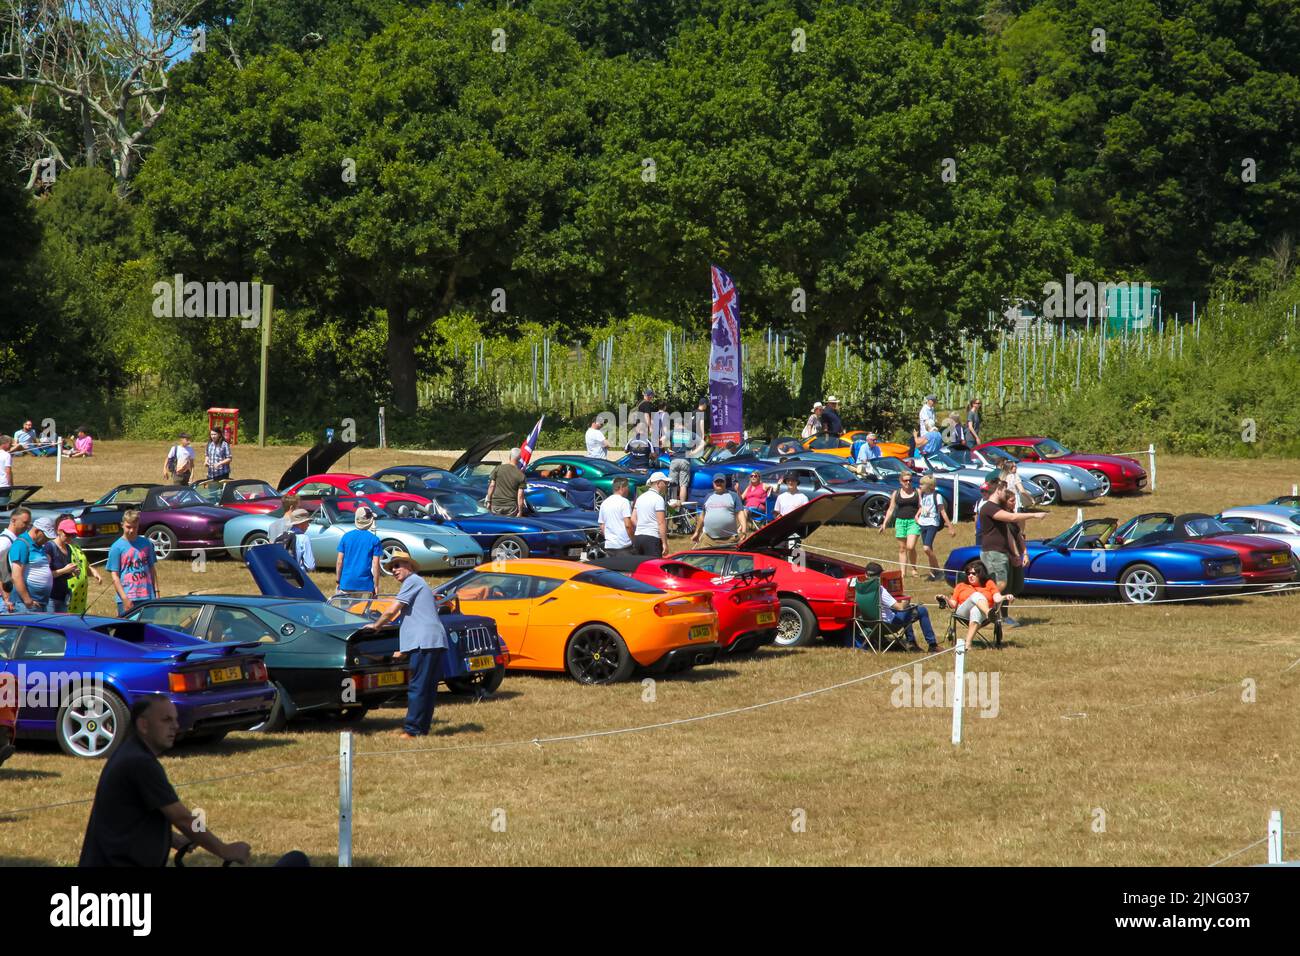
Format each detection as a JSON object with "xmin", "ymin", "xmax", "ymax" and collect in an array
[
  {"xmin": 691, "ymin": 476, "xmax": 747, "ymax": 544},
  {"xmin": 364, "ymin": 551, "xmax": 448, "ymax": 738}
]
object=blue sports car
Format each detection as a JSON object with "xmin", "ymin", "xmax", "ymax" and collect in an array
[
  {"xmin": 943, "ymin": 517, "xmax": 1246, "ymax": 604},
  {"xmin": 372, "ymin": 464, "xmax": 477, "ymax": 495},
  {"xmin": 417, "ymin": 488, "xmax": 590, "ymax": 561},
  {"xmin": 0, "ymin": 615, "xmax": 275, "ymax": 758},
  {"xmin": 522, "ymin": 487, "xmax": 600, "ymax": 538}
]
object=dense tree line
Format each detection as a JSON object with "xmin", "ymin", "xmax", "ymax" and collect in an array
[{"xmin": 1, "ymin": 0, "xmax": 1297, "ymax": 430}]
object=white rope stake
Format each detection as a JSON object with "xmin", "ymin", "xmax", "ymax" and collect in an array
[
  {"xmin": 951, "ymin": 638, "xmax": 966, "ymax": 746},
  {"xmin": 339, "ymin": 731, "xmax": 353, "ymax": 868},
  {"xmin": 1268, "ymin": 810, "xmax": 1283, "ymax": 865}
]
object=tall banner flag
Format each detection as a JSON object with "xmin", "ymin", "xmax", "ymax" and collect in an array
[
  {"xmin": 520, "ymin": 415, "xmax": 544, "ymax": 466},
  {"xmin": 708, "ymin": 265, "xmax": 744, "ymax": 444}
]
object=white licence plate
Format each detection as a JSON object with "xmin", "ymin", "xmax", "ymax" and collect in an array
[
  {"xmin": 567, "ymin": 547, "xmax": 584, "ymax": 557},
  {"xmin": 452, "ymin": 557, "xmax": 478, "ymax": 568}
]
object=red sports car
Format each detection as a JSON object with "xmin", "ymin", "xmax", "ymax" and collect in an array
[
  {"xmin": 629, "ymin": 560, "xmax": 780, "ymax": 654},
  {"xmin": 192, "ymin": 478, "xmax": 286, "ymax": 514},
  {"xmin": 977, "ymin": 436, "xmax": 1147, "ymax": 495},
  {"xmin": 282, "ymin": 473, "xmax": 430, "ymax": 515},
  {"xmin": 1114, "ymin": 512, "xmax": 1297, "ymax": 585},
  {"xmin": 666, "ymin": 493, "xmax": 868, "ymax": 648}
]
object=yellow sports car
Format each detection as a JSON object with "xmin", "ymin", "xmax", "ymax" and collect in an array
[
  {"xmin": 438, "ymin": 559, "xmax": 720, "ymax": 684},
  {"xmin": 802, "ymin": 433, "xmax": 909, "ymax": 460}
]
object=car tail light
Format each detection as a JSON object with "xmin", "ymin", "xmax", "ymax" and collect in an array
[
  {"xmin": 169, "ymin": 671, "xmax": 206, "ymax": 693},
  {"xmin": 247, "ymin": 660, "xmax": 268, "ymax": 682},
  {"xmin": 654, "ymin": 594, "xmax": 709, "ymax": 616},
  {"xmin": 495, "ymin": 651, "xmax": 510, "ymax": 666}
]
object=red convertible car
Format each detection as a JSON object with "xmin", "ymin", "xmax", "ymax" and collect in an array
[
  {"xmin": 1114, "ymin": 512, "xmax": 1297, "ymax": 585},
  {"xmin": 666, "ymin": 493, "xmax": 867, "ymax": 648},
  {"xmin": 282, "ymin": 473, "xmax": 430, "ymax": 516},
  {"xmin": 628, "ymin": 560, "xmax": 780, "ymax": 654},
  {"xmin": 977, "ymin": 437, "xmax": 1147, "ymax": 495}
]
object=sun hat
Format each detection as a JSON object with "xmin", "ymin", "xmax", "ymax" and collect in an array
[
  {"xmin": 825, "ymin": 395, "xmax": 840, "ymax": 404},
  {"xmin": 386, "ymin": 550, "xmax": 417, "ymax": 569},
  {"xmin": 354, "ymin": 506, "xmax": 376, "ymax": 530},
  {"xmin": 649, "ymin": 471, "xmax": 669, "ymax": 483},
  {"xmin": 289, "ymin": 508, "xmax": 312, "ymax": 524}
]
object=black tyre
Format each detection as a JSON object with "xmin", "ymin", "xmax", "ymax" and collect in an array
[
  {"xmin": 445, "ymin": 666, "xmax": 506, "ymax": 696},
  {"xmin": 565, "ymin": 625, "xmax": 636, "ymax": 684},
  {"xmin": 1089, "ymin": 469, "xmax": 1112, "ymax": 496},
  {"xmin": 774, "ymin": 597, "xmax": 816, "ymax": 647},
  {"xmin": 57, "ymin": 686, "xmax": 129, "ymax": 758},
  {"xmin": 1035, "ymin": 476, "xmax": 1060, "ymax": 506},
  {"xmin": 1119, "ymin": 563, "xmax": 1165, "ymax": 604},
  {"xmin": 241, "ymin": 530, "xmax": 269, "ymax": 563},
  {"xmin": 490, "ymin": 535, "xmax": 529, "ymax": 561},
  {"xmin": 145, "ymin": 524, "xmax": 178, "ymax": 561},
  {"xmin": 862, "ymin": 495, "xmax": 888, "ymax": 528}
]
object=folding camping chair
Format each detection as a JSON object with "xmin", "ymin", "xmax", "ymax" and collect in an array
[
  {"xmin": 849, "ymin": 576, "xmax": 906, "ymax": 654},
  {"xmin": 941, "ymin": 596, "xmax": 1004, "ymax": 649}
]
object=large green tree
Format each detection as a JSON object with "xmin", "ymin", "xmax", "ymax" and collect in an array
[
  {"xmin": 137, "ymin": 3, "xmax": 608, "ymax": 414},
  {"xmin": 588, "ymin": 3, "xmax": 1091, "ymax": 403}
]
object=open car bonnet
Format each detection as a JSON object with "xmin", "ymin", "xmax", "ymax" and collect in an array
[
  {"xmin": 734, "ymin": 492, "xmax": 861, "ymax": 551},
  {"xmin": 246, "ymin": 543, "xmax": 328, "ymax": 600},
  {"xmin": 277, "ymin": 439, "xmax": 359, "ymax": 490},
  {"xmin": 0, "ymin": 486, "xmax": 42, "ymax": 509},
  {"xmin": 449, "ymin": 433, "xmax": 513, "ymax": 474}
]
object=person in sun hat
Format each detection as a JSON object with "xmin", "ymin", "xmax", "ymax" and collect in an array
[
  {"xmin": 335, "ymin": 505, "xmax": 382, "ymax": 599},
  {"xmin": 820, "ymin": 397, "xmax": 843, "ymax": 437},
  {"xmin": 363, "ymin": 550, "xmax": 448, "ymax": 738},
  {"xmin": 802, "ymin": 401, "xmax": 824, "ymax": 439},
  {"xmin": 275, "ymin": 507, "xmax": 316, "ymax": 572}
]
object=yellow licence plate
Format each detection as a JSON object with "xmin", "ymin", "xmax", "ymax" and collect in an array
[
  {"xmin": 468, "ymin": 655, "xmax": 495, "ymax": 672},
  {"xmin": 1271, "ymin": 553, "xmax": 1290, "ymax": 565},
  {"xmin": 756, "ymin": 611, "xmax": 776, "ymax": 625},
  {"xmin": 375, "ymin": 670, "xmax": 406, "ymax": 687},
  {"xmin": 209, "ymin": 665, "xmax": 243, "ymax": 685},
  {"xmin": 99, "ymin": 523, "xmax": 120, "ymax": 534},
  {"xmin": 689, "ymin": 624, "xmax": 712, "ymax": 641}
]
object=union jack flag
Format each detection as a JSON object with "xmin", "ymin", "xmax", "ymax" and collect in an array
[{"xmin": 520, "ymin": 415, "xmax": 544, "ymax": 466}]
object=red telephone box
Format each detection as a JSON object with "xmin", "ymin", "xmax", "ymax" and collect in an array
[{"xmin": 207, "ymin": 407, "xmax": 240, "ymax": 445}]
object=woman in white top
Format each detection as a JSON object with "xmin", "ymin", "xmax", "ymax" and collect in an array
[
  {"xmin": 800, "ymin": 402, "xmax": 824, "ymax": 439},
  {"xmin": 999, "ymin": 460, "xmax": 1028, "ymax": 512},
  {"xmin": 915, "ymin": 475, "xmax": 956, "ymax": 581}
]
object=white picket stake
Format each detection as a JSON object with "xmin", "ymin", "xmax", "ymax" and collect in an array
[
  {"xmin": 1148, "ymin": 443, "xmax": 1156, "ymax": 491},
  {"xmin": 339, "ymin": 731, "xmax": 354, "ymax": 867},
  {"xmin": 1292, "ymin": 483, "xmax": 1297, "ymax": 497},
  {"xmin": 951, "ymin": 639, "xmax": 966, "ymax": 746},
  {"xmin": 952, "ymin": 476, "xmax": 960, "ymax": 521},
  {"xmin": 55, "ymin": 436, "xmax": 62, "ymax": 483},
  {"xmin": 1267, "ymin": 810, "xmax": 1283, "ymax": 865}
]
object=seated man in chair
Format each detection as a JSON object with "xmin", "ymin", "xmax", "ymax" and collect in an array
[
  {"xmin": 865, "ymin": 562, "xmax": 939, "ymax": 652},
  {"xmin": 938, "ymin": 560, "xmax": 1010, "ymax": 646}
]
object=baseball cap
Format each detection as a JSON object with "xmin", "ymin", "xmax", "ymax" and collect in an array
[
  {"xmin": 925, "ymin": 393, "xmax": 937, "ymax": 402},
  {"xmin": 32, "ymin": 516, "xmax": 56, "ymax": 537},
  {"xmin": 354, "ymin": 506, "xmax": 376, "ymax": 529},
  {"xmin": 649, "ymin": 471, "xmax": 669, "ymax": 483},
  {"xmin": 57, "ymin": 518, "xmax": 78, "ymax": 535}
]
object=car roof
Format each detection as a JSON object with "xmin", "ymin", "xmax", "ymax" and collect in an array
[{"xmin": 471, "ymin": 558, "xmax": 587, "ymax": 578}]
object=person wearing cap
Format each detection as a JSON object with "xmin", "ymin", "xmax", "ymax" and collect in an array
[
  {"xmin": 163, "ymin": 432, "xmax": 195, "ymax": 486},
  {"xmin": 284, "ymin": 508, "xmax": 316, "ymax": 572},
  {"xmin": 632, "ymin": 472, "xmax": 670, "ymax": 556},
  {"xmin": 854, "ymin": 432, "xmax": 883, "ymax": 464},
  {"xmin": 9, "ymin": 515, "xmax": 55, "ymax": 611},
  {"xmin": 49, "ymin": 514, "xmax": 102, "ymax": 614},
  {"xmin": 362, "ymin": 552, "xmax": 447, "ymax": 739},
  {"xmin": 584, "ymin": 417, "xmax": 610, "ymax": 459},
  {"xmin": 774, "ymin": 473, "xmax": 809, "ymax": 518},
  {"xmin": 801, "ymin": 402, "xmax": 824, "ymax": 439},
  {"xmin": 919, "ymin": 395, "xmax": 938, "ymax": 434},
  {"xmin": 820, "ymin": 397, "xmax": 843, "ymax": 438},
  {"xmin": 335, "ymin": 505, "xmax": 382, "ymax": 599},
  {"xmin": 692, "ymin": 476, "xmax": 747, "ymax": 545}
]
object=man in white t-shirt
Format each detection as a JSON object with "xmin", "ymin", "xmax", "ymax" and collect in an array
[
  {"xmin": 584, "ymin": 418, "xmax": 609, "ymax": 459},
  {"xmin": 0, "ymin": 435, "xmax": 12, "ymax": 488},
  {"xmin": 163, "ymin": 432, "xmax": 195, "ymax": 486},
  {"xmin": 597, "ymin": 477, "xmax": 635, "ymax": 553},
  {"xmin": 632, "ymin": 471, "xmax": 670, "ymax": 557},
  {"xmin": 774, "ymin": 473, "xmax": 809, "ymax": 517},
  {"xmin": 919, "ymin": 394, "xmax": 938, "ymax": 434}
]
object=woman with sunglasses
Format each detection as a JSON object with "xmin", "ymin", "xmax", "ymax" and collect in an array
[
  {"xmin": 879, "ymin": 469, "xmax": 922, "ymax": 578},
  {"xmin": 937, "ymin": 560, "xmax": 1009, "ymax": 646}
]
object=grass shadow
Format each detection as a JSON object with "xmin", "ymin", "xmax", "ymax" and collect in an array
[
  {"xmin": 0, "ymin": 767, "xmax": 62, "ymax": 782},
  {"xmin": 167, "ymin": 735, "xmax": 297, "ymax": 758}
]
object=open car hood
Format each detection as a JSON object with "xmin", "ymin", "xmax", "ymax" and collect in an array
[
  {"xmin": 0, "ymin": 485, "xmax": 41, "ymax": 509},
  {"xmin": 734, "ymin": 492, "xmax": 860, "ymax": 551},
  {"xmin": 449, "ymin": 433, "xmax": 513, "ymax": 474},
  {"xmin": 277, "ymin": 439, "xmax": 359, "ymax": 491},
  {"xmin": 246, "ymin": 543, "xmax": 328, "ymax": 601}
]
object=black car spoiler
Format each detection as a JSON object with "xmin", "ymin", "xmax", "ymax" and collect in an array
[{"xmin": 175, "ymin": 641, "xmax": 266, "ymax": 662}]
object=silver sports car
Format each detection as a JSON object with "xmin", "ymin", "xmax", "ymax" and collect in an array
[
  {"xmin": 223, "ymin": 496, "xmax": 483, "ymax": 574},
  {"xmin": 943, "ymin": 445, "xmax": 1105, "ymax": 506}
]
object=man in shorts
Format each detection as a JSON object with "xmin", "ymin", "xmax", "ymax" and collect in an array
[
  {"xmin": 691, "ymin": 476, "xmax": 748, "ymax": 545},
  {"xmin": 667, "ymin": 448, "xmax": 692, "ymax": 505}
]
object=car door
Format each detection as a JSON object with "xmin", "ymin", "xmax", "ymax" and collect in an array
[
  {"xmin": 306, "ymin": 508, "xmax": 344, "ymax": 567},
  {"xmin": 446, "ymin": 572, "xmax": 537, "ymax": 664},
  {"xmin": 0, "ymin": 625, "xmax": 22, "ymax": 734},
  {"xmin": 9, "ymin": 626, "xmax": 69, "ymax": 731},
  {"xmin": 1023, "ymin": 521, "xmax": 1113, "ymax": 596},
  {"xmin": 512, "ymin": 576, "xmax": 574, "ymax": 668}
]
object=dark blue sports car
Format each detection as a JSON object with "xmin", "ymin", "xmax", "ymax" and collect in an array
[
  {"xmin": 417, "ymin": 488, "xmax": 589, "ymax": 561},
  {"xmin": 942, "ymin": 517, "xmax": 1246, "ymax": 604},
  {"xmin": 523, "ymin": 487, "xmax": 600, "ymax": 538},
  {"xmin": 0, "ymin": 615, "xmax": 275, "ymax": 758},
  {"xmin": 371, "ymin": 464, "xmax": 477, "ymax": 495}
]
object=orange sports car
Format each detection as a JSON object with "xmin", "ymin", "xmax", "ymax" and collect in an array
[
  {"xmin": 802, "ymin": 433, "xmax": 909, "ymax": 460},
  {"xmin": 438, "ymin": 559, "xmax": 720, "ymax": 684}
]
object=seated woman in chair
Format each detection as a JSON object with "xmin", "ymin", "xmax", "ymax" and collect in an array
[{"xmin": 938, "ymin": 561, "xmax": 1012, "ymax": 646}]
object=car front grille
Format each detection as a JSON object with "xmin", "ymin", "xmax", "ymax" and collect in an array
[{"xmin": 452, "ymin": 625, "xmax": 496, "ymax": 656}]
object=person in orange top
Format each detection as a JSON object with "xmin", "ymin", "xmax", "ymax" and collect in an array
[{"xmin": 937, "ymin": 560, "xmax": 1012, "ymax": 646}]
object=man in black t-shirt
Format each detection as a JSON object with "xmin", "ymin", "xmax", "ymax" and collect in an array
[
  {"xmin": 80, "ymin": 696, "xmax": 252, "ymax": 867},
  {"xmin": 635, "ymin": 388, "xmax": 656, "ymax": 436}
]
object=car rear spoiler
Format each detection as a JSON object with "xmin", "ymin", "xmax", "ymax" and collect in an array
[{"xmin": 175, "ymin": 641, "xmax": 266, "ymax": 662}]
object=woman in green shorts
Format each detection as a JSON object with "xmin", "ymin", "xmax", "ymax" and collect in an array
[{"xmin": 879, "ymin": 470, "xmax": 922, "ymax": 579}]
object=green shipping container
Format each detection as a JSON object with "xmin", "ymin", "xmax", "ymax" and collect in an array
[{"xmin": 1105, "ymin": 284, "xmax": 1160, "ymax": 335}]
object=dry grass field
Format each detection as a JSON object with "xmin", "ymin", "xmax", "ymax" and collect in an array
[{"xmin": 2, "ymin": 442, "xmax": 1298, "ymax": 866}]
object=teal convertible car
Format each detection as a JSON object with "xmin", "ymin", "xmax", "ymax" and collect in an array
[{"xmin": 222, "ymin": 496, "xmax": 483, "ymax": 574}]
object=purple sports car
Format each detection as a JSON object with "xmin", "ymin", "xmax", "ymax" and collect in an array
[{"xmin": 80, "ymin": 484, "xmax": 241, "ymax": 560}]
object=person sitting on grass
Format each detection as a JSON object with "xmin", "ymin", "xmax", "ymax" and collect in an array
[
  {"xmin": 937, "ymin": 560, "xmax": 1011, "ymax": 647},
  {"xmin": 65, "ymin": 427, "xmax": 93, "ymax": 458}
]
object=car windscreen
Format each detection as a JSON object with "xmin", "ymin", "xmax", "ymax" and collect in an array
[
  {"xmin": 1183, "ymin": 517, "xmax": 1232, "ymax": 537},
  {"xmin": 347, "ymin": 479, "xmax": 393, "ymax": 495},
  {"xmin": 231, "ymin": 482, "xmax": 279, "ymax": 501},
  {"xmin": 266, "ymin": 602, "xmax": 369, "ymax": 628},
  {"xmin": 871, "ymin": 457, "xmax": 908, "ymax": 474},
  {"xmin": 433, "ymin": 492, "xmax": 490, "ymax": 517},
  {"xmin": 570, "ymin": 569, "xmax": 665, "ymax": 594},
  {"xmin": 526, "ymin": 489, "xmax": 573, "ymax": 512},
  {"xmin": 1035, "ymin": 439, "xmax": 1071, "ymax": 458},
  {"xmin": 813, "ymin": 464, "xmax": 857, "ymax": 485},
  {"xmin": 923, "ymin": 453, "xmax": 961, "ymax": 472},
  {"xmin": 155, "ymin": 488, "xmax": 206, "ymax": 508}
]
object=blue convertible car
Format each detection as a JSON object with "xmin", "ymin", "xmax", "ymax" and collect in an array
[
  {"xmin": 943, "ymin": 517, "xmax": 1246, "ymax": 604},
  {"xmin": 0, "ymin": 615, "xmax": 275, "ymax": 758},
  {"xmin": 417, "ymin": 488, "xmax": 589, "ymax": 561}
]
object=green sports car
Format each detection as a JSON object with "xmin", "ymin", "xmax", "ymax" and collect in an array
[{"xmin": 522, "ymin": 455, "xmax": 646, "ymax": 509}]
